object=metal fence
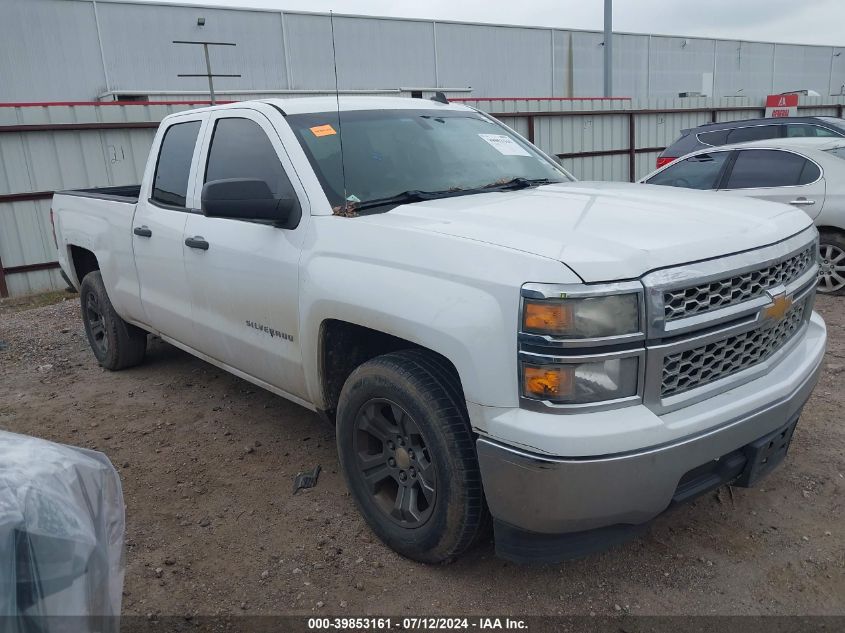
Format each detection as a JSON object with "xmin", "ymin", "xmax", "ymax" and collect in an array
[
  {"xmin": 3, "ymin": 95, "xmax": 845, "ymax": 297},
  {"xmin": 455, "ymin": 95, "xmax": 845, "ymax": 181}
]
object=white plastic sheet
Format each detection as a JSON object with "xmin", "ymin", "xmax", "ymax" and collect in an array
[{"xmin": 0, "ymin": 430, "xmax": 125, "ymax": 626}]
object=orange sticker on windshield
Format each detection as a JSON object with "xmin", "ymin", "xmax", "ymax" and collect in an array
[{"xmin": 310, "ymin": 124, "xmax": 337, "ymax": 137}]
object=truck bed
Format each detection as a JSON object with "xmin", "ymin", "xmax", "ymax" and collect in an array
[{"xmin": 56, "ymin": 185, "xmax": 141, "ymax": 204}]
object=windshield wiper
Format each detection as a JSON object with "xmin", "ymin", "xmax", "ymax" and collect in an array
[
  {"xmin": 481, "ymin": 177, "xmax": 555, "ymax": 191},
  {"xmin": 354, "ymin": 189, "xmax": 464, "ymax": 211},
  {"xmin": 353, "ymin": 179, "xmax": 557, "ymax": 212}
]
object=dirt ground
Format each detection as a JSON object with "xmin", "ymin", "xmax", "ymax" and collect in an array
[{"xmin": 1, "ymin": 291, "xmax": 843, "ymax": 618}]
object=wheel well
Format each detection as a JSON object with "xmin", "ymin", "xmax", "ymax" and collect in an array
[
  {"xmin": 318, "ymin": 320, "xmax": 462, "ymax": 421},
  {"xmin": 69, "ymin": 246, "xmax": 99, "ymax": 285},
  {"xmin": 817, "ymin": 226, "xmax": 845, "ymax": 238}
]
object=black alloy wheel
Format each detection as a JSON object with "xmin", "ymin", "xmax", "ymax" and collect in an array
[
  {"xmin": 353, "ymin": 399, "xmax": 436, "ymax": 527},
  {"xmin": 84, "ymin": 288, "xmax": 109, "ymax": 358},
  {"xmin": 336, "ymin": 349, "xmax": 489, "ymax": 563},
  {"xmin": 79, "ymin": 270, "xmax": 147, "ymax": 370}
]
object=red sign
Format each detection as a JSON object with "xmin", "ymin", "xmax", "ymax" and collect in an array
[{"xmin": 765, "ymin": 94, "xmax": 799, "ymax": 118}]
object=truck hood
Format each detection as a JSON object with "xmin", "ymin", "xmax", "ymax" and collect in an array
[{"xmin": 359, "ymin": 181, "xmax": 814, "ymax": 281}]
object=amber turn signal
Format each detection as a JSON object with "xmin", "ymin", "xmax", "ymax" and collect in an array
[
  {"xmin": 523, "ymin": 365, "xmax": 574, "ymax": 400},
  {"xmin": 522, "ymin": 300, "xmax": 573, "ymax": 335}
]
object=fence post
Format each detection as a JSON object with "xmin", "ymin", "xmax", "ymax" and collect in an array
[
  {"xmin": 0, "ymin": 256, "xmax": 9, "ymax": 298},
  {"xmin": 627, "ymin": 112, "xmax": 636, "ymax": 182}
]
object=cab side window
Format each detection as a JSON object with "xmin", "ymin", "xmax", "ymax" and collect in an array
[
  {"xmin": 697, "ymin": 129, "xmax": 730, "ymax": 146},
  {"xmin": 811, "ymin": 126, "xmax": 842, "ymax": 137},
  {"xmin": 151, "ymin": 121, "xmax": 201, "ymax": 208},
  {"xmin": 204, "ymin": 118, "xmax": 297, "ymax": 200},
  {"xmin": 646, "ymin": 152, "xmax": 730, "ymax": 190},
  {"xmin": 725, "ymin": 125, "xmax": 781, "ymax": 144},
  {"xmin": 725, "ymin": 150, "xmax": 820, "ymax": 189},
  {"xmin": 786, "ymin": 124, "xmax": 841, "ymax": 138}
]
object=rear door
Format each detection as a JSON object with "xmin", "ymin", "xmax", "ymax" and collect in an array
[
  {"xmin": 718, "ymin": 148, "xmax": 826, "ymax": 219},
  {"xmin": 132, "ymin": 115, "xmax": 206, "ymax": 342},
  {"xmin": 181, "ymin": 108, "xmax": 310, "ymax": 399}
]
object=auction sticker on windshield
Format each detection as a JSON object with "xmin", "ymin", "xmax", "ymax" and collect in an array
[
  {"xmin": 310, "ymin": 124, "xmax": 337, "ymax": 137},
  {"xmin": 478, "ymin": 133, "xmax": 531, "ymax": 156}
]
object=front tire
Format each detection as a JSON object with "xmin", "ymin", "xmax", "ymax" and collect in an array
[
  {"xmin": 80, "ymin": 271, "xmax": 147, "ymax": 370},
  {"xmin": 818, "ymin": 231, "xmax": 845, "ymax": 295},
  {"xmin": 336, "ymin": 350, "xmax": 488, "ymax": 564}
]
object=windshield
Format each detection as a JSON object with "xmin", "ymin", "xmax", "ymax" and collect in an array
[
  {"xmin": 817, "ymin": 116, "xmax": 845, "ymax": 132},
  {"xmin": 286, "ymin": 109, "xmax": 570, "ymax": 211}
]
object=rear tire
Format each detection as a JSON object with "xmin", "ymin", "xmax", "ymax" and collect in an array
[
  {"xmin": 818, "ymin": 231, "xmax": 845, "ymax": 295},
  {"xmin": 80, "ymin": 271, "xmax": 147, "ymax": 370},
  {"xmin": 336, "ymin": 349, "xmax": 489, "ymax": 564}
]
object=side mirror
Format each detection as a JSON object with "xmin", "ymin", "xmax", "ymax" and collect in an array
[{"xmin": 201, "ymin": 178, "xmax": 300, "ymax": 228}]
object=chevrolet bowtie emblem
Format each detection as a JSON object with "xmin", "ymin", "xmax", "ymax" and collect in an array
[{"xmin": 763, "ymin": 293, "xmax": 793, "ymax": 321}]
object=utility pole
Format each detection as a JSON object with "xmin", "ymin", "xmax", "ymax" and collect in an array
[
  {"xmin": 603, "ymin": 0, "xmax": 613, "ymax": 97},
  {"xmin": 173, "ymin": 40, "xmax": 240, "ymax": 104}
]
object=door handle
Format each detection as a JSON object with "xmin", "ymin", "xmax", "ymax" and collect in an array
[
  {"xmin": 185, "ymin": 236, "xmax": 209, "ymax": 250},
  {"xmin": 133, "ymin": 226, "xmax": 152, "ymax": 237},
  {"xmin": 789, "ymin": 198, "xmax": 816, "ymax": 206}
]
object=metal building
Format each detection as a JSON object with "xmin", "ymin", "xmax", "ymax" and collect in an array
[{"xmin": 2, "ymin": 0, "xmax": 844, "ymax": 102}]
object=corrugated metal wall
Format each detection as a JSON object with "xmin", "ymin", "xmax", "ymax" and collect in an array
[
  {"xmin": 0, "ymin": 0, "xmax": 106, "ymax": 101},
  {"xmin": 2, "ymin": 0, "xmax": 844, "ymax": 102},
  {"xmin": 3, "ymin": 96, "xmax": 845, "ymax": 297},
  {"xmin": 96, "ymin": 2, "xmax": 290, "ymax": 93},
  {"xmin": 285, "ymin": 14, "xmax": 438, "ymax": 91},
  {"xmin": 0, "ymin": 103, "xmax": 191, "ymax": 297},
  {"xmin": 435, "ymin": 23, "xmax": 553, "ymax": 97}
]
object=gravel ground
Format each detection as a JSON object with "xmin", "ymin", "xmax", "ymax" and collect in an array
[{"xmin": 0, "ymin": 293, "xmax": 843, "ymax": 618}]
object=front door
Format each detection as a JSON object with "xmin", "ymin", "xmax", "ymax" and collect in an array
[
  {"xmin": 182, "ymin": 108, "xmax": 309, "ymax": 399},
  {"xmin": 719, "ymin": 148, "xmax": 827, "ymax": 219}
]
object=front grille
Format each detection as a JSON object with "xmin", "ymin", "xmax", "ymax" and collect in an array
[
  {"xmin": 661, "ymin": 299, "xmax": 807, "ymax": 398},
  {"xmin": 663, "ymin": 245, "xmax": 815, "ymax": 322}
]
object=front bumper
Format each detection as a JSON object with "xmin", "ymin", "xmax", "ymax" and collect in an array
[{"xmin": 476, "ymin": 312, "xmax": 826, "ymax": 561}]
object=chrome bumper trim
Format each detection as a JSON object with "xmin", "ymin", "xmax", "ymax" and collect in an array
[{"xmin": 477, "ymin": 346, "xmax": 823, "ymax": 534}]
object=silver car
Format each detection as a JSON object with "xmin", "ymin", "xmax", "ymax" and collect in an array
[{"xmin": 641, "ymin": 137, "xmax": 845, "ymax": 295}]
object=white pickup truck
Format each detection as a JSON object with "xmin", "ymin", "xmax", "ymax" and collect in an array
[{"xmin": 52, "ymin": 97, "xmax": 827, "ymax": 564}]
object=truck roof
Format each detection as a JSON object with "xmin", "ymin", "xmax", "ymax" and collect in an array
[{"xmin": 179, "ymin": 96, "xmax": 474, "ymax": 116}]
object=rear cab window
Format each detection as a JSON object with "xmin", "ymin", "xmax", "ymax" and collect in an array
[{"xmin": 151, "ymin": 120, "xmax": 202, "ymax": 208}]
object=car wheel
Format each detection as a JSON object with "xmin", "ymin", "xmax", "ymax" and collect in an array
[
  {"xmin": 80, "ymin": 271, "xmax": 147, "ymax": 370},
  {"xmin": 817, "ymin": 231, "xmax": 845, "ymax": 295},
  {"xmin": 336, "ymin": 349, "xmax": 489, "ymax": 564}
]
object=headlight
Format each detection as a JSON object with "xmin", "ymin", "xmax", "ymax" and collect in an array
[
  {"xmin": 522, "ymin": 293, "xmax": 640, "ymax": 339},
  {"xmin": 519, "ymin": 282, "xmax": 645, "ymax": 411},
  {"xmin": 522, "ymin": 356, "xmax": 640, "ymax": 404}
]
